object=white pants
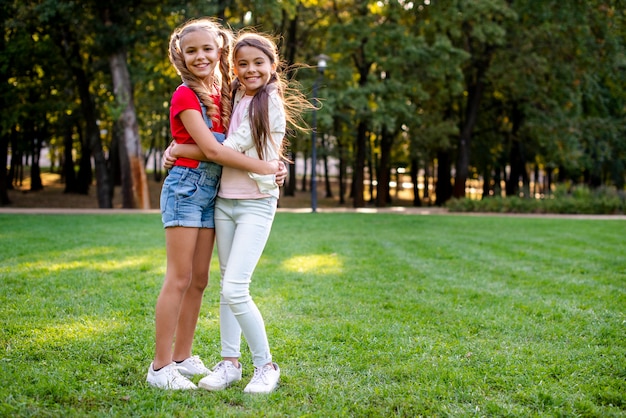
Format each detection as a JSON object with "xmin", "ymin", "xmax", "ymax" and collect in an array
[{"xmin": 214, "ymin": 197, "xmax": 277, "ymax": 367}]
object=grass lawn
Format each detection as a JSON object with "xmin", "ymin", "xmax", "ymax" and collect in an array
[{"xmin": 0, "ymin": 212, "xmax": 624, "ymax": 417}]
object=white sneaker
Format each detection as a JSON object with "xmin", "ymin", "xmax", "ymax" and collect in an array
[
  {"xmin": 146, "ymin": 362, "xmax": 197, "ymax": 390},
  {"xmin": 176, "ymin": 355, "xmax": 210, "ymax": 377},
  {"xmin": 198, "ymin": 360, "xmax": 242, "ymax": 391},
  {"xmin": 244, "ymin": 362, "xmax": 280, "ymax": 394}
]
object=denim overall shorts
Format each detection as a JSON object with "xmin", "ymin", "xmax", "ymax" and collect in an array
[{"xmin": 161, "ymin": 96, "xmax": 225, "ymax": 229}]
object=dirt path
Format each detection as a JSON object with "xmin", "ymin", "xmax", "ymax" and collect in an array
[
  {"xmin": 3, "ymin": 172, "xmax": 624, "ymax": 219},
  {"xmin": 3, "ymin": 171, "xmax": 427, "ymax": 213}
]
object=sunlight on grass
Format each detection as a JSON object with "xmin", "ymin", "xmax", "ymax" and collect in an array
[
  {"xmin": 2, "ymin": 248, "xmax": 163, "ymax": 275},
  {"xmin": 28, "ymin": 318, "xmax": 124, "ymax": 346},
  {"xmin": 282, "ymin": 253, "xmax": 343, "ymax": 274}
]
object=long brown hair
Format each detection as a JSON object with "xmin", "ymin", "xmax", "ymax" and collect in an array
[
  {"xmin": 168, "ymin": 18, "xmax": 233, "ymax": 129},
  {"xmin": 231, "ymin": 32, "xmax": 314, "ymax": 160}
]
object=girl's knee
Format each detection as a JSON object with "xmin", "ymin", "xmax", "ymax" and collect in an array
[
  {"xmin": 190, "ymin": 272, "xmax": 209, "ymax": 290},
  {"xmin": 221, "ymin": 285, "xmax": 249, "ymax": 305},
  {"xmin": 164, "ymin": 275, "xmax": 192, "ymax": 295}
]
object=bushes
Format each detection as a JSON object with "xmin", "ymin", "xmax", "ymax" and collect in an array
[{"xmin": 446, "ymin": 185, "xmax": 625, "ymax": 214}]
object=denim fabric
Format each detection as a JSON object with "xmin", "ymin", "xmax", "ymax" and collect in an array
[{"xmin": 160, "ymin": 161, "xmax": 222, "ymax": 228}]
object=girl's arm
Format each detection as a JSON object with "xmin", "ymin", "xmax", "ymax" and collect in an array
[
  {"xmin": 169, "ymin": 143, "xmax": 205, "ymax": 161},
  {"xmin": 180, "ymin": 109, "xmax": 278, "ymax": 175},
  {"xmin": 163, "ymin": 141, "xmax": 288, "ymax": 185},
  {"xmin": 161, "ymin": 141, "xmax": 202, "ymax": 169}
]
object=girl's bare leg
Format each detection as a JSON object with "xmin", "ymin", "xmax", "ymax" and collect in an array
[
  {"xmin": 173, "ymin": 228, "xmax": 216, "ymax": 361},
  {"xmin": 153, "ymin": 226, "xmax": 199, "ymax": 370}
]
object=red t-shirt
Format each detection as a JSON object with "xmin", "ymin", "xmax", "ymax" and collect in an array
[{"xmin": 170, "ymin": 84, "xmax": 225, "ymax": 168}]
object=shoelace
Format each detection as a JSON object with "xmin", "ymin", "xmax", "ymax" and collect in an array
[
  {"xmin": 212, "ymin": 361, "xmax": 230, "ymax": 381},
  {"xmin": 249, "ymin": 365, "xmax": 270, "ymax": 384},
  {"xmin": 167, "ymin": 368, "xmax": 192, "ymax": 387},
  {"xmin": 187, "ymin": 356, "xmax": 204, "ymax": 368}
]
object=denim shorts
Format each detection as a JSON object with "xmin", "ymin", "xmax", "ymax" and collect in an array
[{"xmin": 160, "ymin": 162, "xmax": 222, "ymax": 229}]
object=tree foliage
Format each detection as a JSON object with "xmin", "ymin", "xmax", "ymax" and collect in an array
[{"xmin": 1, "ymin": 0, "xmax": 624, "ymax": 208}]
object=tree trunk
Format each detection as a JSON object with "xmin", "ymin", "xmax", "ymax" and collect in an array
[
  {"xmin": 116, "ymin": 121, "xmax": 134, "ymax": 208},
  {"xmin": 352, "ymin": 120, "xmax": 367, "ymax": 208},
  {"xmin": 30, "ymin": 156, "xmax": 43, "ymax": 192},
  {"xmin": 546, "ymin": 167, "xmax": 553, "ymax": 196},
  {"xmin": 454, "ymin": 46, "xmax": 492, "ymax": 198},
  {"xmin": 338, "ymin": 154, "xmax": 346, "ymax": 205},
  {"xmin": 76, "ymin": 132, "xmax": 93, "ymax": 195},
  {"xmin": 110, "ymin": 50, "xmax": 150, "ymax": 209},
  {"xmin": 436, "ymin": 150, "xmax": 452, "ymax": 205},
  {"xmin": 62, "ymin": 117, "xmax": 78, "ymax": 193},
  {"xmin": 351, "ymin": 33, "xmax": 372, "ymax": 208},
  {"xmin": 109, "ymin": 125, "xmax": 122, "ymax": 206},
  {"xmin": 376, "ymin": 126, "xmax": 393, "ymax": 207},
  {"xmin": 321, "ymin": 134, "xmax": 333, "ymax": 198},
  {"xmin": 410, "ymin": 157, "xmax": 421, "ymax": 207},
  {"xmin": 494, "ymin": 164, "xmax": 503, "ymax": 197},
  {"xmin": 284, "ymin": 151, "xmax": 296, "ymax": 196},
  {"xmin": 481, "ymin": 165, "xmax": 492, "ymax": 199},
  {"xmin": 533, "ymin": 164, "xmax": 540, "ymax": 197},
  {"xmin": 337, "ymin": 133, "xmax": 347, "ymax": 205},
  {"xmin": 454, "ymin": 77, "xmax": 486, "ymax": 198},
  {"xmin": 55, "ymin": 22, "xmax": 111, "ymax": 207},
  {"xmin": 421, "ymin": 160, "xmax": 431, "ymax": 203},
  {"xmin": 0, "ymin": 131, "xmax": 10, "ymax": 205},
  {"xmin": 8, "ymin": 130, "xmax": 22, "ymax": 189},
  {"xmin": 506, "ymin": 140, "xmax": 522, "ymax": 197},
  {"xmin": 0, "ymin": 14, "xmax": 9, "ymax": 205},
  {"xmin": 29, "ymin": 133, "xmax": 43, "ymax": 191}
]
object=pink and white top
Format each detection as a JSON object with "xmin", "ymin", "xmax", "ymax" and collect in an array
[{"xmin": 219, "ymin": 87, "xmax": 286, "ymax": 199}]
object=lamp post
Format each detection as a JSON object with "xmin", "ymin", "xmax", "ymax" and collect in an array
[{"xmin": 311, "ymin": 55, "xmax": 328, "ymax": 213}]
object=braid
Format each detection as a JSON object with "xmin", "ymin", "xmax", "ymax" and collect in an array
[{"xmin": 218, "ymin": 30, "xmax": 233, "ymax": 130}]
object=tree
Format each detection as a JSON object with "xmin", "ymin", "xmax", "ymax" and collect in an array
[
  {"xmin": 0, "ymin": 0, "xmax": 15, "ymax": 205},
  {"xmin": 2, "ymin": 0, "xmax": 623, "ymax": 210},
  {"xmin": 26, "ymin": 0, "xmax": 114, "ymax": 206},
  {"xmin": 95, "ymin": 1, "xmax": 154, "ymax": 209},
  {"xmin": 433, "ymin": 0, "xmax": 516, "ymax": 198}
]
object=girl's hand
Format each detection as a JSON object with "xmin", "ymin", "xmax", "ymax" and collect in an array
[
  {"xmin": 162, "ymin": 141, "xmax": 178, "ymax": 169},
  {"xmin": 276, "ymin": 161, "xmax": 288, "ymax": 187}
]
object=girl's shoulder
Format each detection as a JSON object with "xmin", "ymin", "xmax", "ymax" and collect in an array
[
  {"xmin": 171, "ymin": 84, "xmax": 202, "ymax": 118},
  {"xmin": 173, "ymin": 84, "xmax": 195, "ymax": 99},
  {"xmin": 172, "ymin": 84, "xmax": 200, "ymax": 108},
  {"xmin": 267, "ymin": 89, "xmax": 286, "ymax": 113},
  {"xmin": 232, "ymin": 86, "xmax": 246, "ymax": 102},
  {"xmin": 233, "ymin": 87, "xmax": 258, "ymax": 112}
]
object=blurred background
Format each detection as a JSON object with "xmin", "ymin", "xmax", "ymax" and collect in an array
[{"xmin": 1, "ymin": 0, "xmax": 624, "ymax": 209}]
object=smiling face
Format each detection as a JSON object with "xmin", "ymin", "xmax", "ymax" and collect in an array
[
  {"xmin": 180, "ymin": 29, "xmax": 221, "ymax": 83},
  {"xmin": 233, "ymin": 45, "xmax": 276, "ymax": 96}
]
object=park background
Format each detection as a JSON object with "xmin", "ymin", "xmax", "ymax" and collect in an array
[
  {"xmin": 1, "ymin": 2, "xmax": 625, "ymax": 416},
  {"xmin": 1, "ymin": 0, "xmax": 624, "ymax": 212}
]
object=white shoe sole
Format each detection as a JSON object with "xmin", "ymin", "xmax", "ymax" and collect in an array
[{"xmin": 198, "ymin": 380, "xmax": 228, "ymax": 391}]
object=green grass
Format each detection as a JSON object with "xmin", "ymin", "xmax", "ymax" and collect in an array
[{"xmin": 0, "ymin": 212, "xmax": 625, "ymax": 417}]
